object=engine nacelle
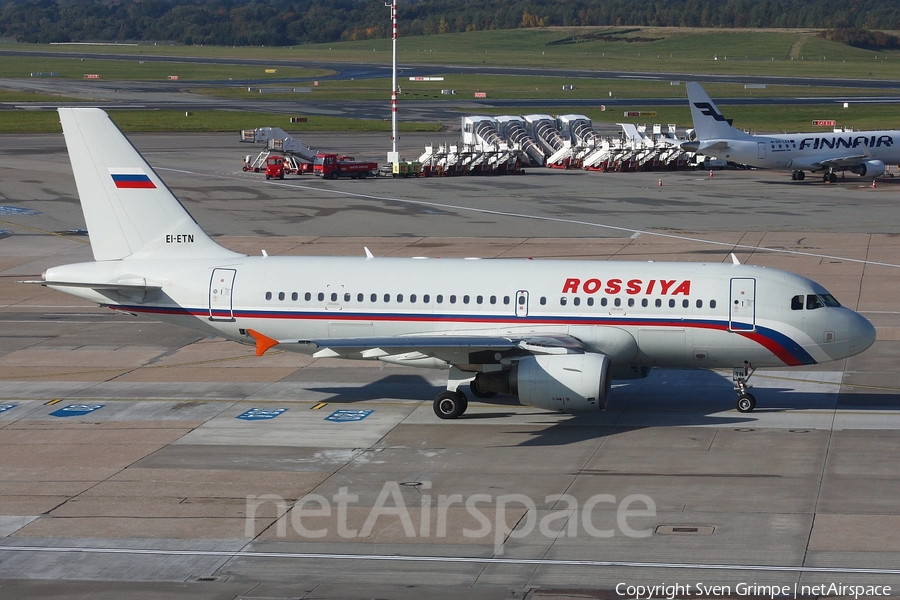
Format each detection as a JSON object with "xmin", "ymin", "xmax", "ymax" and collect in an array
[
  {"xmin": 477, "ymin": 353, "xmax": 612, "ymax": 413},
  {"xmin": 850, "ymin": 159, "xmax": 885, "ymax": 178}
]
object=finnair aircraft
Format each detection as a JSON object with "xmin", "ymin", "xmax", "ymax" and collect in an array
[
  {"xmin": 37, "ymin": 108, "xmax": 875, "ymax": 418},
  {"xmin": 683, "ymin": 82, "xmax": 900, "ymax": 182}
]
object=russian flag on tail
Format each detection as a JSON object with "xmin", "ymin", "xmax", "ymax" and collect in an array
[{"xmin": 108, "ymin": 168, "xmax": 156, "ymax": 189}]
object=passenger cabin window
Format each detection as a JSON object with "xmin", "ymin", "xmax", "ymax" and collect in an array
[
  {"xmin": 292, "ymin": 292, "xmax": 298, "ymax": 301},
  {"xmin": 278, "ymin": 292, "xmax": 285, "ymax": 301},
  {"xmin": 318, "ymin": 292, "xmax": 325, "ymax": 301},
  {"xmin": 265, "ymin": 292, "xmax": 272, "ymax": 301},
  {"xmin": 305, "ymin": 292, "xmax": 311, "ymax": 301}
]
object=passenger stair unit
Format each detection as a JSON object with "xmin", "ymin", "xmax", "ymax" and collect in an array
[
  {"xmin": 496, "ymin": 116, "xmax": 545, "ymax": 166},
  {"xmin": 460, "ymin": 116, "xmax": 528, "ymax": 174},
  {"xmin": 240, "ymin": 127, "xmax": 318, "ymax": 174},
  {"xmin": 525, "ymin": 114, "xmax": 573, "ymax": 168}
]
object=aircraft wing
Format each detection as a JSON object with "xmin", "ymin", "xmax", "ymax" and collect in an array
[
  {"xmin": 812, "ymin": 155, "xmax": 869, "ymax": 169},
  {"xmin": 247, "ymin": 329, "xmax": 588, "ymax": 362}
]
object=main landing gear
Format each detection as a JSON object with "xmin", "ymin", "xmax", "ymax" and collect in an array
[
  {"xmin": 823, "ymin": 171, "xmax": 838, "ymax": 184},
  {"xmin": 790, "ymin": 170, "xmax": 805, "ymax": 181},
  {"xmin": 434, "ymin": 368, "xmax": 502, "ymax": 419},
  {"xmin": 733, "ymin": 362, "xmax": 757, "ymax": 413},
  {"xmin": 433, "ymin": 390, "xmax": 468, "ymax": 419}
]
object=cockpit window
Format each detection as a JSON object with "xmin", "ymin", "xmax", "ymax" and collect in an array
[
  {"xmin": 820, "ymin": 294, "xmax": 841, "ymax": 307},
  {"xmin": 793, "ymin": 293, "xmax": 842, "ymax": 310}
]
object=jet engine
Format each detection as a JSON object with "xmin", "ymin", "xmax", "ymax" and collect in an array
[
  {"xmin": 850, "ymin": 159, "xmax": 885, "ymax": 178},
  {"xmin": 475, "ymin": 353, "xmax": 612, "ymax": 412}
]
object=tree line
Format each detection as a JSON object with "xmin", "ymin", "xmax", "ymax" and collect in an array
[{"xmin": 0, "ymin": 0, "xmax": 898, "ymax": 46}]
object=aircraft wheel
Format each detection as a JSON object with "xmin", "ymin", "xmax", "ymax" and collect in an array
[
  {"xmin": 791, "ymin": 171, "xmax": 797, "ymax": 180},
  {"xmin": 796, "ymin": 170, "xmax": 805, "ymax": 181},
  {"xmin": 823, "ymin": 173, "xmax": 830, "ymax": 183},
  {"xmin": 829, "ymin": 173, "xmax": 837, "ymax": 183},
  {"xmin": 433, "ymin": 391, "xmax": 467, "ymax": 419},
  {"xmin": 736, "ymin": 394, "xmax": 756, "ymax": 413},
  {"xmin": 469, "ymin": 376, "xmax": 497, "ymax": 399}
]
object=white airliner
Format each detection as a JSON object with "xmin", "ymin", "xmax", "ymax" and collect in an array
[
  {"xmin": 36, "ymin": 108, "xmax": 875, "ymax": 418},
  {"xmin": 683, "ymin": 82, "xmax": 900, "ymax": 182}
]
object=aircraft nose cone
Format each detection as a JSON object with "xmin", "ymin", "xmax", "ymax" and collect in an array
[{"xmin": 849, "ymin": 311, "xmax": 876, "ymax": 356}]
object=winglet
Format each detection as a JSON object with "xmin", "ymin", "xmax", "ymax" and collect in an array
[{"xmin": 247, "ymin": 329, "xmax": 279, "ymax": 356}]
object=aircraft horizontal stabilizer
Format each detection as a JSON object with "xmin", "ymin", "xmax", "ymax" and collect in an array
[{"xmin": 23, "ymin": 278, "xmax": 162, "ymax": 292}]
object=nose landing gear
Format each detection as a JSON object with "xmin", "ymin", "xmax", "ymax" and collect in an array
[{"xmin": 733, "ymin": 362, "xmax": 757, "ymax": 413}]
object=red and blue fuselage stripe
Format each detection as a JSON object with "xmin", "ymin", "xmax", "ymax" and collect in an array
[{"xmin": 113, "ymin": 304, "xmax": 817, "ymax": 367}]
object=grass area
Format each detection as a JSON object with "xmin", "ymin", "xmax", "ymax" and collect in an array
[
  {"xmin": 6, "ymin": 27, "xmax": 900, "ymax": 80},
  {"xmin": 0, "ymin": 89, "xmax": 80, "ymax": 102},
  {"xmin": 0, "ymin": 55, "xmax": 331, "ymax": 81},
  {"xmin": 0, "ymin": 110, "xmax": 443, "ymax": 133},
  {"xmin": 3, "ymin": 28, "xmax": 900, "ymax": 133}
]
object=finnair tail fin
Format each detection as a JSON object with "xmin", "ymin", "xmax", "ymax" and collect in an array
[
  {"xmin": 58, "ymin": 108, "xmax": 240, "ymax": 261},
  {"xmin": 686, "ymin": 83, "xmax": 754, "ymax": 142}
]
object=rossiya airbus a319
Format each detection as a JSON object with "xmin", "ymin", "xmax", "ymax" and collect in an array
[{"xmin": 32, "ymin": 108, "xmax": 876, "ymax": 419}]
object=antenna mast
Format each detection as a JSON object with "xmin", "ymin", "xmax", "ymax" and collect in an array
[{"xmin": 386, "ymin": 0, "xmax": 399, "ymax": 165}]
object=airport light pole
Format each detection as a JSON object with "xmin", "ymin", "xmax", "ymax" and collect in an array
[{"xmin": 386, "ymin": 0, "xmax": 399, "ymax": 166}]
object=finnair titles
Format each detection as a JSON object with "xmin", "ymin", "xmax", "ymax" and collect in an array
[{"xmin": 683, "ymin": 82, "xmax": 900, "ymax": 182}]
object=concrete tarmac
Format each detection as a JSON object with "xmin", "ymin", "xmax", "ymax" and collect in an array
[{"xmin": 1, "ymin": 132, "xmax": 900, "ymax": 599}]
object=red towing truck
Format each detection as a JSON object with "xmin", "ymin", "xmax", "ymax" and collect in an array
[{"xmin": 313, "ymin": 153, "xmax": 378, "ymax": 180}]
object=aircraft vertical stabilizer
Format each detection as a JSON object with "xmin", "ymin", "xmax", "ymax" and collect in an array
[
  {"xmin": 58, "ymin": 108, "xmax": 240, "ymax": 261},
  {"xmin": 686, "ymin": 83, "xmax": 755, "ymax": 142}
]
